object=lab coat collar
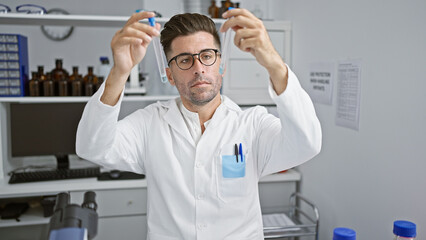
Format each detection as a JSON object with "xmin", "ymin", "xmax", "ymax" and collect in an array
[
  {"xmin": 160, "ymin": 97, "xmax": 196, "ymax": 147},
  {"xmin": 159, "ymin": 95, "xmax": 241, "ymax": 145},
  {"xmin": 207, "ymin": 95, "xmax": 241, "ymax": 130}
]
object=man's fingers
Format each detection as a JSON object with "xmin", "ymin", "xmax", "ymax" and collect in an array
[
  {"xmin": 120, "ymin": 24, "xmax": 158, "ymax": 40},
  {"xmin": 222, "ymin": 8, "xmax": 256, "ymax": 20},
  {"xmin": 124, "ymin": 11, "xmax": 156, "ymax": 28},
  {"xmin": 238, "ymin": 38, "xmax": 257, "ymax": 53},
  {"xmin": 233, "ymin": 28, "xmax": 258, "ymax": 47},
  {"xmin": 220, "ymin": 15, "xmax": 261, "ymax": 33}
]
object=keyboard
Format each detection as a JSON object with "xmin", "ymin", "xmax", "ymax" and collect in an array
[{"xmin": 9, "ymin": 167, "xmax": 100, "ymax": 184}]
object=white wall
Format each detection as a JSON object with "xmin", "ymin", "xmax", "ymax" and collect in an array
[{"xmin": 270, "ymin": 0, "xmax": 426, "ymax": 239}]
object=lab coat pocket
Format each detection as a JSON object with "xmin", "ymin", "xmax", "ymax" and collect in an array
[
  {"xmin": 217, "ymin": 143, "xmax": 249, "ymax": 201},
  {"xmin": 222, "ymin": 155, "xmax": 245, "ymax": 178}
]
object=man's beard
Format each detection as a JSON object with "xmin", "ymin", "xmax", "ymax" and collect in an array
[{"xmin": 180, "ymin": 75, "xmax": 221, "ymax": 106}]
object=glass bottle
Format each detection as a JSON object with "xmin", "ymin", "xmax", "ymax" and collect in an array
[
  {"xmin": 83, "ymin": 66, "xmax": 98, "ymax": 85},
  {"xmin": 28, "ymin": 71, "xmax": 41, "ymax": 96},
  {"xmin": 333, "ymin": 227, "xmax": 356, "ymax": 240},
  {"xmin": 218, "ymin": 1, "xmax": 227, "ymax": 18},
  {"xmin": 58, "ymin": 76, "xmax": 69, "ymax": 96},
  {"xmin": 393, "ymin": 220, "xmax": 416, "ymax": 240},
  {"xmin": 96, "ymin": 76, "xmax": 104, "ymax": 91},
  {"xmin": 50, "ymin": 59, "xmax": 69, "ymax": 82},
  {"xmin": 69, "ymin": 66, "xmax": 80, "ymax": 81},
  {"xmin": 37, "ymin": 65, "xmax": 47, "ymax": 81},
  {"xmin": 208, "ymin": 0, "xmax": 219, "ymax": 18},
  {"xmin": 84, "ymin": 66, "xmax": 98, "ymax": 96},
  {"xmin": 43, "ymin": 73, "xmax": 55, "ymax": 96},
  {"xmin": 70, "ymin": 66, "xmax": 84, "ymax": 96}
]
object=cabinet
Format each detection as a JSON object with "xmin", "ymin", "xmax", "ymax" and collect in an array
[
  {"xmin": 0, "ymin": 169, "xmax": 301, "ymax": 240},
  {"xmin": 223, "ymin": 21, "xmax": 292, "ymax": 105}
]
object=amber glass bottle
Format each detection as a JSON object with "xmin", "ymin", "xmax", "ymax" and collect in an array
[
  {"xmin": 43, "ymin": 73, "xmax": 55, "ymax": 96},
  {"xmin": 37, "ymin": 66, "xmax": 46, "ymax": 81},
  {"xmin": 29, "ymin": 72, "xmax": 41, "ymax": 96},
  {"xmin": 51, "ymin": 59, "xmax": 69, "ymax": 82},
  {"xmin": 70, "ymin": 66, "xmax": 84, "ymax": 96},
  {"xmin": 219, "ymin": 0, "xmax": 233, "ymax": 17},
  {"xmin": 84, "ymin": 66, "xmax": 98, "ymax": 96},
  {"xmin": 58, "ymin": 76, "xmax": 69, "ymax": 96},
  {"xmin": 208, "ymin": 0, "xmax": 219, "ymax": 18},
  {"xmin": 96, "ymin": 76, "xmax": 104, "ymax": 91}
]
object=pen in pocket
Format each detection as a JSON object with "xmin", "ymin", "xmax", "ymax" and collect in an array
[{"xmin": 234, "ymin": 144, "xmax": 239, "ymax": 163}]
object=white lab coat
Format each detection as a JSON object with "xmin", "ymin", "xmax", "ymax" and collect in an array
[{"xmin": 76, "ymin": 66, "xmax": 322, "ymax": 240}]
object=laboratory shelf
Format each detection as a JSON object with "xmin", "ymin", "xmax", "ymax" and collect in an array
[
  {"xmin": 0, "ymin": 206, "xmax": 48, "ymax": 228},
  {"xmin": 0, "ymin": 13, "xmax": 225, "ymax": 27},
  {"xmin": 0, "ymin": 95, "xmax": 178, "ymax": 104}
]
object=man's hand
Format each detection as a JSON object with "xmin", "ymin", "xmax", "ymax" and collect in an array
[
  {"xmin": 101, "ymin": 11, "xmax": 160, "ymax": 105},
  {"xmin": 220, "ymin": 9, "xmax": 288, "ymax": 95}
]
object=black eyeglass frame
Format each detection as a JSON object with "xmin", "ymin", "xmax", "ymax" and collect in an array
[{"xmin": 167, "ymin": 48, "xmax": 221, "ymax": 70}]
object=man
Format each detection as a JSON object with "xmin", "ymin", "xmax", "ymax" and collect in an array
[{"xmin": 76, "ymin": 9, "xmax": 321, "ymax": 240}]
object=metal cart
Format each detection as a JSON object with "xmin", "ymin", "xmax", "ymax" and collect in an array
[{"xmin": 263, "ymin": 192, "xmax": 319, "ymax": 239}]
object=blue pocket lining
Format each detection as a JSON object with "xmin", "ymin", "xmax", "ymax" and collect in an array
[{"xmin": 222, "ymin": 155, "xmax": 246, "ymax": 178}]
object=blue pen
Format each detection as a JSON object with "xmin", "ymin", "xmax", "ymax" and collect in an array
[{"xmin": 239, "ymin": 143, "xmax": 243, "ymax": 162}]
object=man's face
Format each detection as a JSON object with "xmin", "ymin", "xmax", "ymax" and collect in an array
[{"xmin": 166, "ymin": 32, "xmax": 222, "ymax": 107}]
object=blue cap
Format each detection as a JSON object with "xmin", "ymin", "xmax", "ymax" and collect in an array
[
  {"xmin": 228, "ymin": 7, "xmax": 235, "ymax": 10},
  {"xmin": 333, "ymin": 228, "xmax": 356, "ymax": 240},
  {"xmin": 148, "ymin": 17, "xmax": 155, "ymax": 27},
  {"xmin": 393, "ymin": 220, "xmax": 416, "ymax": 238}
]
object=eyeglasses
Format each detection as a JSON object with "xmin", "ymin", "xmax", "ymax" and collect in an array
[
  {"xmin": 0, "ymin": 4, "xmax": 47, "ymax": 14},
  {"xmin": 167, "ymin": 48, "xmax": 220, "ymax": 70}
]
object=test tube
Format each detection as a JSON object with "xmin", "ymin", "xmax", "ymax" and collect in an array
[
  {"xmin": 148, "ymin": 17, "xmax": 168, "ymax": 83},
  {"xmin": 219, "ymin": 7, "xmax": 234, "ymax": 75}
]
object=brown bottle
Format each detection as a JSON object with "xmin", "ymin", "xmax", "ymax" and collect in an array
[
  {"xmin": 43, "ymin": 73, "xmax": 55, "ymax": 96},
  {"xmin": 84, "ymin": 66, "xmax": 98, "ymax": 96},
  {"xmin": 29, "ymin": 72, "xmax": 41, "ymax": 96},
  {"xmin": 71, "ymin": 78, "xmax": 83, "ymax": 96},
  {"xmin": 208, "ymin": 0, "xmax": 219, "ymax": 18},
  {"xmin": 51, "ymin": 59, "xmax": 69, "ymax": 82},
  {"xmin": 37, "ymin": 66, "xmax": 47, "ymax": 81},
  {"xmin": 219, "ymin": 0, "xmax": 233, "ymax": 18},
  {"xmin": 70, "ymin": 66, "xmax": 84, "ymax": 96},
  {"xmin": 69, "ymin": 66, "xmax": 80, "ymax": 81},
  {"xmin": 58, "ymin": 76, "xmax": 69, "ymax": 96},
  {"xmin": 96, "ymin": 76, "xmax": 104, "ymax": 91}
]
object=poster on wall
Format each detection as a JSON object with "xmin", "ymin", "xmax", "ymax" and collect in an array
[
  {"xmin": 306, "ymin": 62, "xmax": 334, "ymax": 105},
  {"xmin": 335, "ymin": 59, "xmax": 362, "ymax": 131}
]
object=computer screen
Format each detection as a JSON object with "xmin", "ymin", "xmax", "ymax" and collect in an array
[{"xmin": 10, "ymin": 102, "xmax": 86, "ymax": 168}]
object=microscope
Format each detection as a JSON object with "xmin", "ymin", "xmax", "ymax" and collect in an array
[{"xmin": 48, "ymin": 191, "xmax": 98, "ymax": 240}]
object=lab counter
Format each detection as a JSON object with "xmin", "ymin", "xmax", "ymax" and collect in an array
[{"xmin": 0, "ymin": 169, "xmax": 300, "ymax": 240}]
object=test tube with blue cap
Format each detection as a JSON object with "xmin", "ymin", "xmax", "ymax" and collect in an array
[
  {"xmin": 148, "ymin": 17, "xmax": 168, "ymax": 83},
  {"xmin": 219, "ymin": 7, "xmax": 234, "ymax": 75}
]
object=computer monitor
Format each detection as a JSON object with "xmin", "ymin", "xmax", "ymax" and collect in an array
[{"xmin": 10, "ymin": 102, "xmax": 86, "ymax": 169}]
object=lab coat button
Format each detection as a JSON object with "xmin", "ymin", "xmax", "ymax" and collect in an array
[
  {"xmin": 195, "ymin": 162, "xmax": 202, "ymax": 168},
  {"xmin": 197, "ymin": 194, "xmax": 204, "ymax": 200}
]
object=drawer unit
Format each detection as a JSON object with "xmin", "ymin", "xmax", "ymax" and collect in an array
[{"xmin": 71, "ymin": 188, "xmax": 147, "ymax": 217}]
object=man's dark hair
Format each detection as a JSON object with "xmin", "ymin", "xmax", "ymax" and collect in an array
[{"xmin": 161, "ymin": 13, "xmax": 221, "ymax": 59}]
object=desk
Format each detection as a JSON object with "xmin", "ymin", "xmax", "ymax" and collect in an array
[{"xmin": 0, "ymin": 169, "xmax": 301, "ymax": 240}]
